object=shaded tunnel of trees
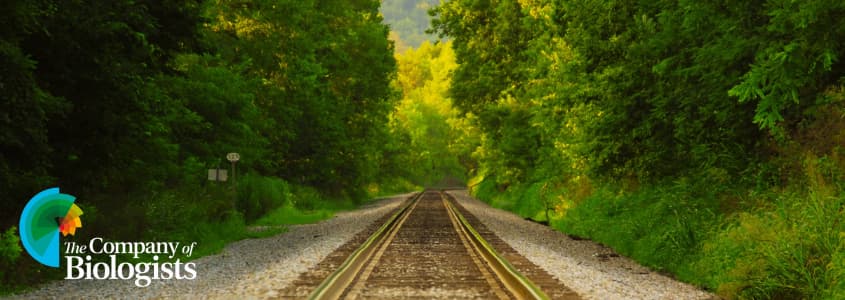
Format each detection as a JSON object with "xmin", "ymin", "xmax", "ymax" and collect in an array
[{"xmin": 4, "ymin": 0, "xmax": 845, "ymax": 298}]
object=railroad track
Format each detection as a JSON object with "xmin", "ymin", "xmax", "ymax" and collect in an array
[{"xmin": 278, "ymin": 190, "xmax": 579, "ymax": 299}]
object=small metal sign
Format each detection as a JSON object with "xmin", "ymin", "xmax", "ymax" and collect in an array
[
  {"xmin": 207, "ymin": 169, "xmax": 228, "ymax": 181},
  {"xmin": 226, "ymin": 152, "xmax": 240, "ymax": 162}
]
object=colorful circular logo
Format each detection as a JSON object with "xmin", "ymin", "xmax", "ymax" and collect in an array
[{"xmin": 19, "ymin": 188, "xmax": 83, "ymax": 267}]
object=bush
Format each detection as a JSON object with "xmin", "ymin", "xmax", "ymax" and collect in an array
[
  {"xmin": 697, "ymin": 155, "xmax": 845, "ymax": 299},
  {"xmin": 471, "ymin": 174, "xmax": 507, "ymax": 208},
  {"xmin": 698, "ymin": 191, "xmax": 845, "ymax": 299},
  {"xmin": 473, "ymin": 152, "xmax": 845, "ymax": 299},
  {"xmin": 474, "ymin": 178, "xmax": 551, "ymax": 222},
  {"xmin": 473, "ymin": 168, "xmax": 730, "ymax": 288},
  {"xmin": 140, "ymin": 183, "xmax": 233, "ymax": 239},
  {"xmin": 0, "ymin": 227, "xmax": 21, "ymax": 263},
  {"xmin": 0, "ymin": 226, "xmax": 23, "ymax": 291},
  {"xmin": 253, "ymin": 205, "xmax": 333, "ymax": 227},
  {"xmin": 0, "ymin": 227, "xmax": 21, "ymax": 282},
  {"xmin": 169, "ymin": 212, "xmax": 247, "ymax": 259},
  {"xmin": 365, "ymin": 177, "xmax": 419, "ymax": 198},
  {"xmin": 237, "ymin": 174, "xmax": 292, "ymax": 222},
  {"xmin": 552, "ymin": 174, "xmax": 724, "ymax": 279}
]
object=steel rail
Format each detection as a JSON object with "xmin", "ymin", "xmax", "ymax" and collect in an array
[
  {"xmin": 308, "ymin": 190, "xmax": 550, "ymax": 300},
  {"xmin": 307, "ymin": 192, "xmax": 422, "ymax": 300},
  {"xmin": 442, "ymin": 193, "xmax": 550, "ymax": 300}
]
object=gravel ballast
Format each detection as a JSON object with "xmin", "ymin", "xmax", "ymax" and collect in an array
[
  {"xmin": 11, "ymin": 190, "xmax": 715, "ymax": 299},
  {"xmin": 9, "ymin": 194, "xmax": 410, "ymax": 299},
  {"xmin": 447, "ymin": 190, "xmax": 715, "ymax": 300}
]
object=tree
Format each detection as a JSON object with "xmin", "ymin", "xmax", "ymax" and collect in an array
[{"xmin": 390, "ymin": 41, "xmax": 478, "ymax": 185}]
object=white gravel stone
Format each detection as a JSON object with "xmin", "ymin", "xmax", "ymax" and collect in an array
[
  {"xmin": 7, "ymin": 194, "xmax": 411, "ymax": 300},
  {"xmin": 10, "ymin": 191, "xmax": 716, "ymax": 299},
  {"xmin": 448, "ymin": 190, "xmax": 716, "ymax": 300}
]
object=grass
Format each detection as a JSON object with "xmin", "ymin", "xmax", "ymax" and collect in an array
[
  {"xmin": 695, "ymin": 183, "xmax": 845, "ymax": 298},
  {"xmin": 253, "ymin": 205, "xmax": 334, "ymax": 226},
  {"xmin": 471, "ymin": 154, "xmax": 845, "ymax": 299},
  {"xmin": 184, "ymin": 179, "xmax": 357, "ymax": 258},
  {"xmin": 0, "ymin": 174, "xmax": 407, "ymax": 296}
]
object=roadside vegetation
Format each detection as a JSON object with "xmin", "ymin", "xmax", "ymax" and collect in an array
[
  {"xmin": 5, "ymin": 0, "xmax": 845, "ymax": 299},
  {"xmin": 432, "ymin": 0, "xmax": 845, "ymax": 298},
  {"xmin": 0, "ymin": 0, "xmax": 405, "ymax": 294},
  {"xmin": 388, "ymin": 41, "xmax": 479, "ymax": 187}
]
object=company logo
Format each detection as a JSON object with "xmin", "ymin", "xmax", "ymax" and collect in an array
[
  {"xmin": 19, "ymin": 187, "xmax": 199, "ymax": 287},
  {"xmin": 19, "ymin": 187, "xmax": 82, "ymax": 267}
]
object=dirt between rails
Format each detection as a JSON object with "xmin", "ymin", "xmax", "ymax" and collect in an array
[
  {"xmin": 275, "ymin": 191, "xmax": 580, "ymax": 299},
  {"xmin": 445, "ymin": 192, "xmax": 580, "ymax": 300}
]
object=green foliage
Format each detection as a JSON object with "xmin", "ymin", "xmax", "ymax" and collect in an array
[
  {"xmin": 253, "ymin": 206, "xmax": 333, "ymax": 227},
  {"xmin": 387, "ymin": 41, "xmax": 478, "ymax": 186},
  {"xmin": 0, "ymin": 227, "xmax": 21, "ymax": 264},
  {"xmin": 204, "ymin": 0, "xmax": 397, "ymax": 196},
  {"xmin": 554, "ymin": 173, "xmax": 726, "ymax": 278},
  {"xmin": 696, "ymin": 156, "xmax": 845, "ymax": 299},
  {"xmin": 238, "ymin": 174, "xmax": 291, "ymax": 222},
  {"xmin": 0, "ymin": 0, "xmax": 68, "ymax": 228},
  {"xmin": 1, "ymin": 0, "xmax": 400, "ymax": 292},
  {"xmin": 157, "ymin": 53, "xmax": 271, "ymax": 172},
  {"xmin": 365, "ymin": 177, "xmax": 420, "ymax": 198},
  {"xmin": 698, "ymin": 192, "xmax": 845, "ymax": 299},
  {"xmin": 0, "ymin": 227, "xmax": 22, "ymax": 283},
  {"xmin": 728, "ymin": 0, "xmax": 845, "ymax": 135},
  {"xmin": 432, "ymin": 0, "xmax": 845, "ymax": 183},
  {"xmin": 471, "ymin": 146, "xmax": 845, "ymax": 299},
  {"xmin": 168, "ymin": 212, "xmax": 249, "ymax": 259},
  {"xmin": 252, "ymin": 187, "xmax": 342, "ymax": 226},
  {"xmin": 473, "ymin": 178, "xmax": 549, "ymax": 222},
  {"xmin": 433, "ymin": 1, "xmax": 845, "ymax": 297},
  {"xmin": 250, "ymin": 182, "xmax": 359, "ymax": 233},
  {"xmin": 473, "ymin": 169, "xmax": 727, "ymax": 281},
  {"xmin": 0, "ymin": 224, "xmax": 49, "ymax": 295}
]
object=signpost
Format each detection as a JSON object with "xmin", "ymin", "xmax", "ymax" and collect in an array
[
  {"xmin": 207, "ymin": 169, "xmax": 228, "ymax": 181},
  {"xmin": 227, "ymin": 152, "xmax": 239, "ymax": 184},
  {"xmin": 226, "ymin": 153, "xmax": 240, "ymax": 210}
]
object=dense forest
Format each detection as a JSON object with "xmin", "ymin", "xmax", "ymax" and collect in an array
[
  {"xmin": 389, "ymin": 41, "xmax": 477, "ymax": 186},
  {"xmin": 432, "ymin": 0, "xmax": 845, "ymax": 299},
  {"xmin": 0, "ymin": 0, "xmax": 407, "ymax": 290},
  {"xmin": 4, "ymin": 0, "xmax": 845, "ymax": 299}
]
